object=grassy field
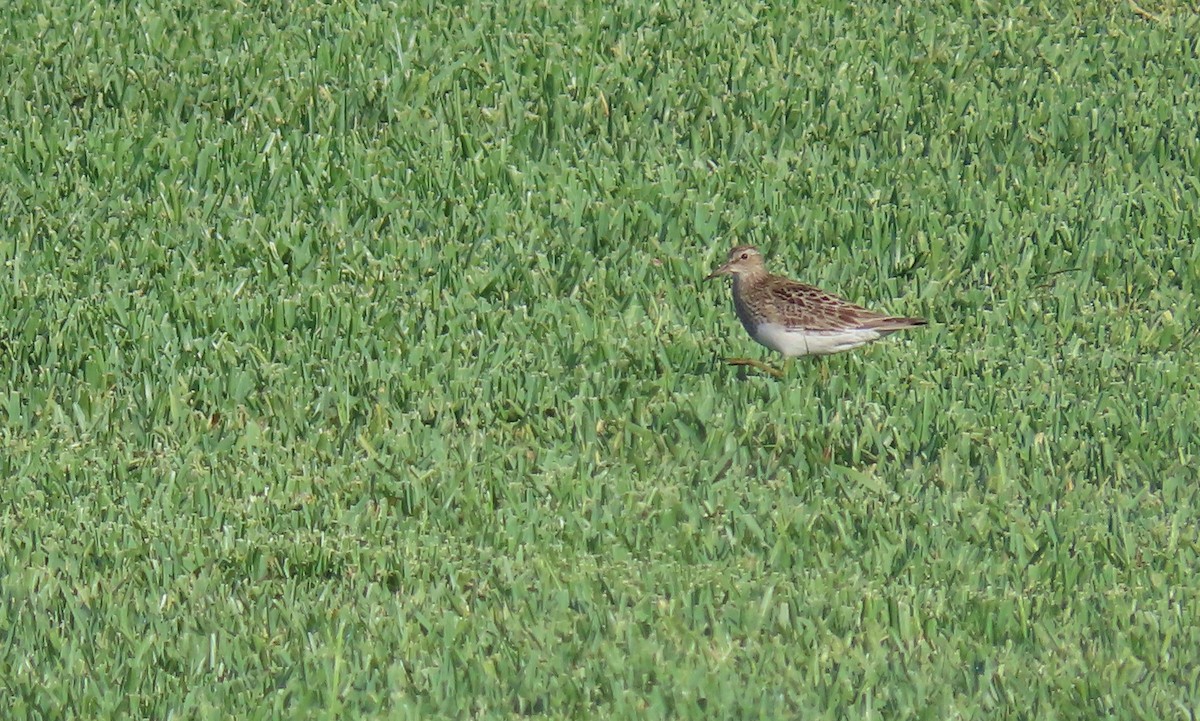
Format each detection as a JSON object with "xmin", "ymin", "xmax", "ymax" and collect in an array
[{"xmin": 2, "ymin": 0, "xmax": 1199, "ymax": 718}]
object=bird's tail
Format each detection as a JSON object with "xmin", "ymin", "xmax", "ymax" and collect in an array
[{"xmin": 864, "ymin": 316, "xmax": 927, "ymax": 336}]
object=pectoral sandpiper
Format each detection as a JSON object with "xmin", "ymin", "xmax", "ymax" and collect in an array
[{"xmin": 706, "ymin": 245, "xmax": 926, "ymax": 377}]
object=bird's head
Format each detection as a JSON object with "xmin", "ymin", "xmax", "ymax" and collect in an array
[{"xmin": 706, "ymin": 245, "xmax": 766, "ymax": 280}]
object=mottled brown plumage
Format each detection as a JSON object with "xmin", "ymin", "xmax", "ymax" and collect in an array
[{"xmin": 706, "ymin": 245, "xmax": 926, "ymax": 361}]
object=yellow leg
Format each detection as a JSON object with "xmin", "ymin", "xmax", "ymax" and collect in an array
[{"xmin": 724, "ymin": 357, "xmax": 784, "ymax": 379}]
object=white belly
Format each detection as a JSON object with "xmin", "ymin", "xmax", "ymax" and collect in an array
[{"xmin": 750, "ymin": 322, "xmax": 882, "ymax": 357}]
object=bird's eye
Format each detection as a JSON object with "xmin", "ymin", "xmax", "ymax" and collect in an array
[{"xmin": 740, "ymin": 253, "xmax": 748, "ymax": 259}]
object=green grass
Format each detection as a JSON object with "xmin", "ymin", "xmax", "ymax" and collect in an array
[{"xmin": 2, "ymin": 0, "xmax": 1199, "ymax": 718}]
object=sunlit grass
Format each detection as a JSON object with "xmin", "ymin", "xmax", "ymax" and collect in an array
[{"xmin": 1, "ymin": 1, "xmax": 1198, "ymax": 718}]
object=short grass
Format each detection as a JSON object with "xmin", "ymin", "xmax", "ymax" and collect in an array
[{"xmin": 2, "ymin": 0, "xmax": 1199, "ymax": 718}]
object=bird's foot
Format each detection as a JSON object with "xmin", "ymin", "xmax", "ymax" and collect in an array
[{"xmin": 724, "ymin": 357, "xmax": 785, "ymax": 379}]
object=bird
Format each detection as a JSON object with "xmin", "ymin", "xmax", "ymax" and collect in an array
[{"xmin": 706, "ymin": 245, "xmax": 926, "ymax": 377}]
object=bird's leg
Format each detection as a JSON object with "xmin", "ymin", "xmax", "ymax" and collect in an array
[{"xmin": 724, "ymin": 357, "xmax": 784, "ymax": 379}]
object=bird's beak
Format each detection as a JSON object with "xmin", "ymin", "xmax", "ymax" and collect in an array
[{"xmin": 705, "ymin": 262, "xmax": 732, "ymax": 280}]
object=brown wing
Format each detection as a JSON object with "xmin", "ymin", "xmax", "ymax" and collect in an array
[{"xmin": 762, "ymin": 280, "xmax": 908, "ymax": 331}]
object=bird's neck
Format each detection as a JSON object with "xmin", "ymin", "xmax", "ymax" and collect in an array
[{"xmin": 733, "ymin": 269, "xmax": 768, "ymax": 289}]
